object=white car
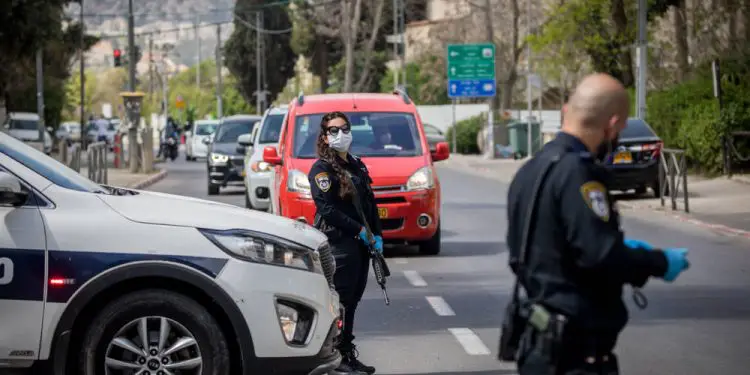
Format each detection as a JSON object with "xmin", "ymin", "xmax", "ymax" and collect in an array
[
  {"xmin": 56, "ymin": 121, "xmax": 82, "ymax": 145},
  {"xmin": 186, "ymin": 119, "xmax": 219, "ymax": 161},
  {"xmin": 240, "ymin": 105, "xmax": 287, "ymax": 211},
  {"xmin": 3, "ymin": 112, "xmax": 53, "ymax": 155},
  {"xmin": 0, "ymin": 132, "xmax": 342, "ymax": 374}
]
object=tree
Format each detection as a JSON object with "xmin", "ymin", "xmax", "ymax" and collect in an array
[{"xmin": 224, "ymin": 0, "xmax": 297, "ymax": 108}]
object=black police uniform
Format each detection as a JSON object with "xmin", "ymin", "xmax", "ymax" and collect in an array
[
  {"xmin": 506, "ymin": 132, "xmax": 669, "ymax": 375},
  {"xmin": 308, "ymin": 153, "xmax": 382, "ymax": 373}
]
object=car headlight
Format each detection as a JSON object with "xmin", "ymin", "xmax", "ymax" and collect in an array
[
  {"xmin": 251, "ymin": 161, "xmax": 272, "ymax": 172},
  {"xmin": 199, "ymin": 228, "xmax": 322, "ymax": 273},
  {"xmin": 287, "ymin": 169, "xmax": 311, "ymax": 194},
  {"xmin": 210, "ymin": 153, "xmax": 229, "ymax": 164},
  {"xmin": 406, "ymin": 166, "xmax": 435, "ymax": 191}
]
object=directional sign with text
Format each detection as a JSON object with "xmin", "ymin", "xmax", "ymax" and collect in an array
[{"xmin": 447, "ymin": 43, "xmax": 497, "ymax": 98}]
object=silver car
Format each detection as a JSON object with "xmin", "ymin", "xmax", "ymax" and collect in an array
[
  {"xmin": 241, "ymin": 105, "xmax": 287, "ymax": 211},
  {"xmin": 186, "ymin": 119, "xmax": 219, "ymax": 160}
]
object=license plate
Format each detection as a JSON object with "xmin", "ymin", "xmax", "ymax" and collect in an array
[
  {"xmin": 613, "ymin": 151, "xmax": 633, "ymax": 164},
  {"xmin": 240, "ymin": 170, "xmax": 246, "ymax": 177},
  {"xmin": 378, "ymin": 207, "xmax": 388, "ymax": 219}
]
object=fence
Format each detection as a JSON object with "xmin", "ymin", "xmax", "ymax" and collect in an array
[
  {"xmin": 56, "ymin": 140, "xmax": 81, "ymax": 172},
  {"xmin": 658, "ymin": 148, "xmax": 690, "ymax": 213},
  {"xmin": 87, "ymin": 141, "xmax": 108, "ymax": 185},
  {"xmin": 724, "ymin": 131, "xmax": 750, "ymax": 176}
]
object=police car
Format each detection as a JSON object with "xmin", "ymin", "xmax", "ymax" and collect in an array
[{"xmin": 0, "ymin": 132, "xmax": 341, "ymax": 375}]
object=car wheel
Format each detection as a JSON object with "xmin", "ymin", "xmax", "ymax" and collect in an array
[
  {"xmin": 652, "ymin": 180, "xmax": 668, "ymax": 198},
  {"xmin": 634, "ymin": 186, "xmax": 647, "ymax": 195},
  {"xmin": 78, "ymin": 289, "xmax": 230, "ymax": 375},
  {"xmin": 208, "ymin": 182, "xmax": 220, "ymax": 195},
  {"xmin": 245, "ymin": 191, "xmax": 254, "ymax": 209},
  {"xmin": 418, "ymin": 220, "xmax": 441, "ymax": 256}
]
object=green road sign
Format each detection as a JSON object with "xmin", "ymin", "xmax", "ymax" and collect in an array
[{"xmin": 447, "ymin": 43, "xmax": 496, "ymax": 80}]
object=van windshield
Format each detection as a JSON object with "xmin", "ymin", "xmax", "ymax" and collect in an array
[{"xmin": 292, "ymin": 112, "xmax": 423, "ymax": 158}]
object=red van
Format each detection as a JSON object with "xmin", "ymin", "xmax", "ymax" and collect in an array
[{"xmin": 263, "ymin": 91, "xmax": 450, "ymax": 255}]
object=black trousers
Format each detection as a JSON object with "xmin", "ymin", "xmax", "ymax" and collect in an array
[
  {"xmin": 331, "ymin": 236, "xmax": 370, "ymax": 352},
  {"xmin": 518, "ymin": 328, "xmax": 620, "ymax": 375}
]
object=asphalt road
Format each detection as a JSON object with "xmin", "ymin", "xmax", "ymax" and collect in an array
[{"xmin": 148, "ymin": 155, "xmax": 750, "ymax": 375}]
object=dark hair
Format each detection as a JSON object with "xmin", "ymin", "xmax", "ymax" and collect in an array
[{"xmin": 317, "ymin": 111, "xmax": 353, "ymax": 199}]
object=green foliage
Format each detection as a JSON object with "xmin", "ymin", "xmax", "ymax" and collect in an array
[
  {"xmin": 446, "ymin": 115, "xmax": 484, "ymax": 154},
  {"xmin": 378, "ymin": 58, "xmax": 450, "ymax": 105},
  {"xmin": 327, "ymin": 50, "xmax": 389, "ymax": 93},
  {"xmin": 224, "ymin": 0, "xmax": 297, "ymax": 104}
]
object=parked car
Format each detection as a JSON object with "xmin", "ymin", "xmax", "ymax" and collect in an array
[
  {"xmin": 263, "ymin": 91, "xmax": 451, "ymax": 255},
  {"xmin": 2, "ymin": 112, "xmax": 53, "ymax": 155},
  {"xmin": 604, "ymin": 117, "xmax": 664, "ymax": 197},
  {"xmin": 240, "ymin": 105, "xmax": 287, "ymax": 211},
  {"xmin": 56, "ymin": 121, "xmax": 82, "ymax": 145},
  {"xmin": 423, "ymin": 123, "xmax": 446, "ymax": 152},
  {"xmin": 0, "ymin": 131, "xmax": 342, "ymax": 375},
  {"xmin": 186, "ymin": 119, "xmax": 220, "ymax": 160},
  {"xmin": 206, "ymin": 115, "xmax": 261, "ymax": 195}
]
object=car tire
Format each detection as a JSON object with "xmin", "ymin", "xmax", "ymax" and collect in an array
[
  {"xmin": 208, "ymin": 182, "xmax": 220, "ymax": 195},
  {"xmin": 418, "ymin": 220, "xmax": 441, "ymax": 256},
  {"xmin": 634, "ymin": 186, "xmax": 647, "ymax": 195},
  {"xmin": 78, "ymin": 289, "xmax": 230, "ymax": 375},
  {"xmin": 652, "ymin": 180, "xmax": 668, "ymax": 198}
]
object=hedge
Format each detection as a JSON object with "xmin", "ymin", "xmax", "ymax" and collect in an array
[{"xmin": 446, "ymin": 114, "xmax": 484, "ymax": 154}]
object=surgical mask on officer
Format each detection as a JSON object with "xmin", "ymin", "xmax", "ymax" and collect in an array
[{"xmin": 327, "ymin": 125, "xmax": 353, "ymax": 152}]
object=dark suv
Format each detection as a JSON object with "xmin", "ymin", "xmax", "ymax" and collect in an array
[
  {"xmin": 206, "ymin": 115, "xmax": 261, "ymax": 195},
  {"xmin": 605, "ymin": 118, "xmax": 664, "ymax": 197}
]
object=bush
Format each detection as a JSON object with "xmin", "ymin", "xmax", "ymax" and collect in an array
[{"xmin": 446, "ymin": 114, "xmax": 484, "ymax": 154}]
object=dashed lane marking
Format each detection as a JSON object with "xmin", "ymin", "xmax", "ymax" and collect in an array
[
  {"xmin": 426, "ymin": 296, "xmax": 455, "ymax": 316},
  {"xmin": 403, "ymin": 270, "xmax": 427, "ymax": 287},
  {"xmin": 448, "ymin": 328, "xmax": 491, "ymax": 355}
]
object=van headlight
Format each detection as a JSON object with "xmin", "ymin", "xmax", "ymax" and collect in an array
[
  {"xmin": 288, "ymin": 169, "xmax": 311, "ymax": 194},
  {"xmin": 210, "ymin": 153, "xmax": 229, "ymax": 165},
  {"xmin": 199, "ymin": 228, "xmax": 322, "ymax": 273},
  {"xmin": 406, "ymin": 166, "xmax": 434, "ymax": 191},
  {"xmin": 251, "ymin": 161, "xmax": 272, "ymax": 172}
]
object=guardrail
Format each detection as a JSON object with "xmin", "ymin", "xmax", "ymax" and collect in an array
[
  {"xmin": 87, "ymin": 141, "xmax": 108, "ymax": 184},
  {"xmin": 56, "ymin": 140, "xmax": 82, "ymax": 172},
  {"xmin": 658, "ymin": 148, "xmax": 689, "ymax": 213}
]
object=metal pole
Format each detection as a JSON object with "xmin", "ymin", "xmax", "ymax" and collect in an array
[
  {"xmin": 148, "ymin": 35, "xmax": 154, "ymax": 96},
  {"xmin": 256, "ymin": 11, "xmax": 262, "ymax": 115},
  {"xmin": 636, "ymin": 0, "xmax": 647, "ymax": 119},
  {"xmin": 526, "ymin": 0, "xmax": 533, "ymax": 158},
  {"xmin": 127, "ymin": 0, "xmax": 136, "ymax": 91},
  {"xmin": 36, "ymin": 48, "xmax": 45, "ymax": 142},
  {"xmin": 392, "ymin": 0, "xmax": 398, "ymax": 89},
  {"xmin": 196, "ymin": 17, "xmax": 201, "ymax": 89},
  {"xmin": 400, "ymin": 0, "xmax": 407, "ymax": 90},
  {"xmin": 452, "ymin": 99, "xmax": 457, "ymax": 154},
  {"xmin": 79, "ymin": 2, "xmax": 86, "ymax": 150},
  {"xmin": 216, "ymin": 23, "xmax": 223, "ymax": 118}
]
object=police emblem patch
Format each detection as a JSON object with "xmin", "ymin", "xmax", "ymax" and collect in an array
[
  {"xmin": 315, "ymin": 172, "xmax": 331, "ymax": 192},
  {"xmin": 580, "ymin": 181, "xmax": 610, "ymax": 222}
]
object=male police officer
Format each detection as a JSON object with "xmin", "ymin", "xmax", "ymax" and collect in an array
[{"xmin": 505, "ymin": 73, "xmax": 690, "ymax": 375}]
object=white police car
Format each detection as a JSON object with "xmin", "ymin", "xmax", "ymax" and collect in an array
[{"xmin": 0, "ymin": 132, "xmax": 341, "ymax": 374}]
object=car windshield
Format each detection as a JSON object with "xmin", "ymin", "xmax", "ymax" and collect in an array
[
  {"xmin": 195, "ymin": 122, "xmax": 218, "ymax": 136},
  {"xmin": 65, "ymin": 124, "xmax": 81, "ymax": 131},
  {"xmin": 214, "ymin": 119, "xmax": 256, "ymax": 143},
  {"xmin": 292, "ymin": 112, "xmax": 423, "ymax": 158},
  {"xmin": 0, "ymin": 132, "xmax": 107, "ymax": 193},
  {"xmin": 622, "ymin": 119, "xmax": 658, "ymax": 139},
  {"xmin": 258, "ymin": 114, "xmax": 285, "ymax": 143},
  {"xmin": 9, "ymin": 119, "xmax": 39, "ymax": 130}
]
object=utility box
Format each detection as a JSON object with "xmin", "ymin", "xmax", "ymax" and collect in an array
[{"xmin": 508, "ymin": 121, "xmax": 542, "ymax": 157}]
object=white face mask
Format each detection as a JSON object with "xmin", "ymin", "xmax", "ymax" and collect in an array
[{"xmin": 327, "ymin": 131, "xmax": 353, "ymax": 152}]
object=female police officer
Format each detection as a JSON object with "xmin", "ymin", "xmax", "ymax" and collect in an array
[{"xmin": 308, "ymin": 111, "xmax": 383, "ymax": 375}]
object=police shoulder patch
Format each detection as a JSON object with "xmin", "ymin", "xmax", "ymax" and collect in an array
[
  {"xmin": 580, "ymin": 181, "xmax": 610, "ymax": 222},
  {"xmin": 314, "ymin": 172, "xmax": 331, "ymax": 192}
]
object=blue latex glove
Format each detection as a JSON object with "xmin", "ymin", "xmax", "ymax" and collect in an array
[
  {"xmin": 357, "ymin": 227, "xmax": 370, "ymax": 246},
  {"xmin": 624, "ymin": 238, "xmax": 655, "ymax": 251},
  {"xmin": 662, "ymin": 248, "xmax": 690, "ymax": 282},
  {"xmin": 373, "ymin": 235, "xmax": 384, "ymax": 254}
]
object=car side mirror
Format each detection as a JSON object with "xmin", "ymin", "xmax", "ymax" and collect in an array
[
  {"xmin": 202, "ymin": 137, "xmax": 211, "ymax": 145},
  {"xmin": 46, "ymin": 126, "xmax": 53, "ymax": 132},
  {"xmin": 0, "ymin": 172, "xmax": 29, "ymax": 207},
  {"xmin": 237, "ymin": 133, "xmax": 253, "ymax": 147},
  {"xmin": 263, "ymin": 146, "xmax": 282, "ymax": 165},
  {"xmin": 431, "ymin": 142, "xmax": 450, "ymax": 162}
]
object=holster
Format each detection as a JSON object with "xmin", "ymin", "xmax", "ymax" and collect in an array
[
  {"xmin": 498, "ymin": 299, "xmax": 527, "ymax": 361},
  {"xmin": 530, "ymin": 304, "xmax": 568, "ymax": 370},
  {"xmin": 313, "ymin": 214, "xmax": 342, "ymax": 242}
]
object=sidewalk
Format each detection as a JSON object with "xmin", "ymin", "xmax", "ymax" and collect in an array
[
  {"xmin": 80, "ymin": 167, "xmax": 168, "ymax": 189},
  {"xmin": 442, "ymin": 154, "xmax": 750, "ymax": 238}
]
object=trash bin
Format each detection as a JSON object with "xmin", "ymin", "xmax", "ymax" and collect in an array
[{"xmin": 507, "ymin": 121, "xmax": 541, "ymax": 157}]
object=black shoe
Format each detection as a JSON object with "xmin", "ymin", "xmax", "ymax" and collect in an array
[
  {"xmin": 330, "ymin": 361, "xmax": 366, "ymax": 375},
  {"xmin": 342, "ymin": 347, "xmax": 376, "ymax": 374}
]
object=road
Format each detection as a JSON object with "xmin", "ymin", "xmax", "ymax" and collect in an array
[{"xmin": 149, "ymin": 156, "xmax": 750, "ymax": 375}]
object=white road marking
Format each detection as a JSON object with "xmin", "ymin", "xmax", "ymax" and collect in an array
[
  {"xmin": 448, "ymin": 328, "xmax": 491, "ymax": 355},
  {"xmin": 425, "ymin": 296, "xmax": 455, "ymax": 316},
  {"xmin": 393, "ymin": 258, "xmax": 408, "ymax": 264},
  {"xmin": 403, "ymin": 270, "xmax": 427, "ymax": 287}
]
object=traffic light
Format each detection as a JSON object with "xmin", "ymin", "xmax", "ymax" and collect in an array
[{"xmin": 113, "ymin": 49, "xmax": 122, "ymax": 67}]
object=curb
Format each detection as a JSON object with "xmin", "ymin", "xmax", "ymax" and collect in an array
[
  {"xmin": 617, "ymin": 201, "xmax": 750, "ymax": 240},
  {"xmin": 129, "ymin": 169, "xmax": 168, "ymax": 190}
]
